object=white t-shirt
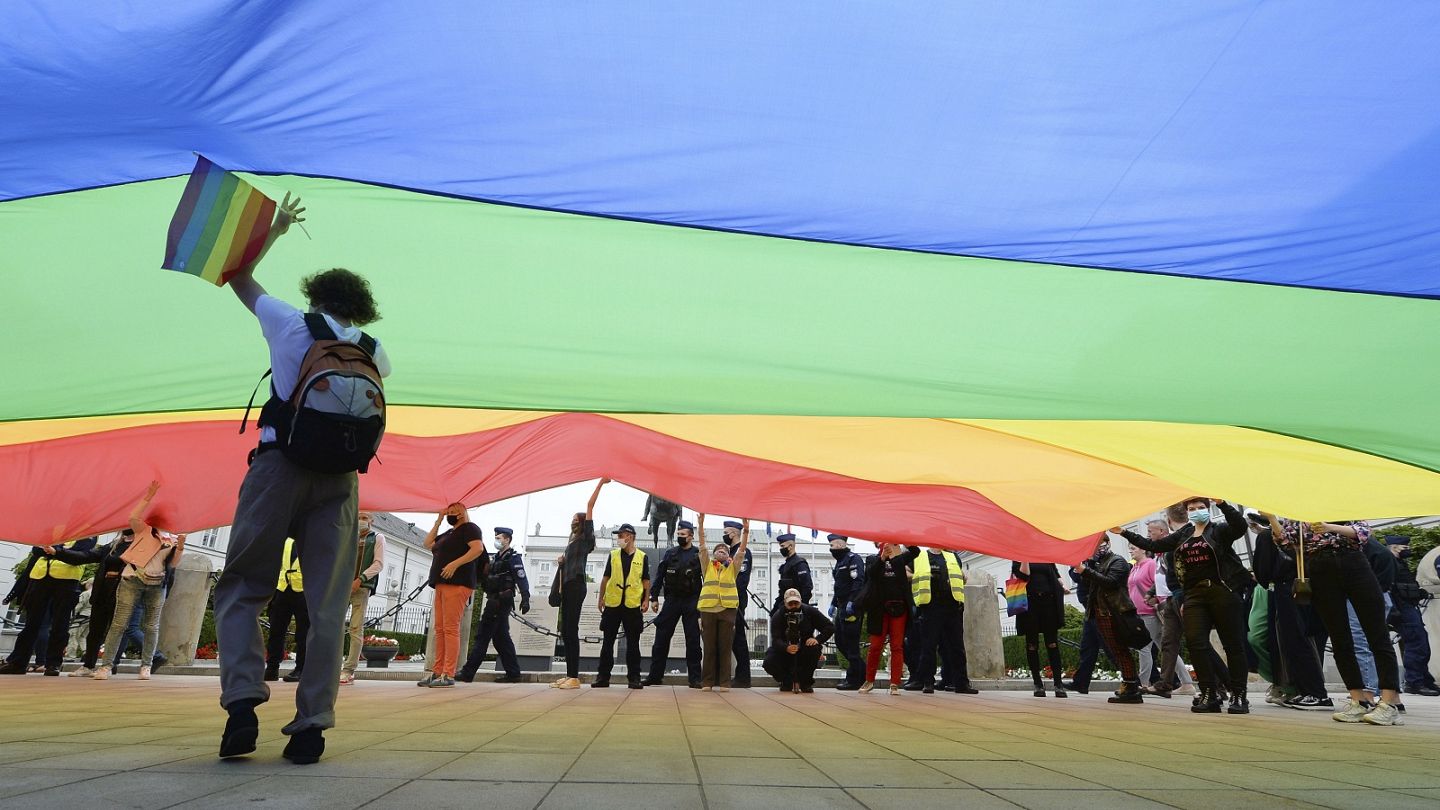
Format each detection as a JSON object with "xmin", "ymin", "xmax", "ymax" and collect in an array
[{"xmin": 255, "ymin": 294, "xmax": 391, "ymax": 441}]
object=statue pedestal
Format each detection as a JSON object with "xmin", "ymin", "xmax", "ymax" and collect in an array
[{"xmin": 157, "ymin": 552, "xmax": 213, "ymax": 666}]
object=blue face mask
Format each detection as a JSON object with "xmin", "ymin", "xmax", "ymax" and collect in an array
[{"xmin": 1189, "ymin": 509, "xmax": 1210, "ymax": 524}]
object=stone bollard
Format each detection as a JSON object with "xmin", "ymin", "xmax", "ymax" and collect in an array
[
  {"xmin": 963, "ymin": 569, "xmax": 1005, "ymax": 679},
  {"xmin": 157, "ymin": 552, "xmax": 213, "ymax": 666}
]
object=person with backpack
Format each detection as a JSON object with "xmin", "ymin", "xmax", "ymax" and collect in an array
[
  {"xmin": 215, "ymin": 195, "xmax": 390, "ymax": 765},
  {"xmin": 94, "ymin": 481, "xmax": 185, "ymax": 681}
]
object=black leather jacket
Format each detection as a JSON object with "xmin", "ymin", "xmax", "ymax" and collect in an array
[{"xmin": 1122, "ymin": 502, "xmax": 1253, "ymax": 593}]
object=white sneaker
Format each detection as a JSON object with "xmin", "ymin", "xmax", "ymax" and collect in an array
[
  {"xmin": 1332, "ymin": 698, "xmax": 1368, "ymax": 723},
  {"xmin": 1362, "ymin": 701, "xmax": 1403, "ymax": 726},
  {"xmin": 69, "ymin": 666, "xmax": 95, "ymax": 678},
  {"xmin": 92, "ymin": 666, "xmax": 112, "ymax": 681},
  {"xmin": 138, "ymin": 666, "xmax": 151, "ymax": 680}
]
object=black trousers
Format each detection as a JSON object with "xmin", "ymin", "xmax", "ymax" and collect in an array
[
  {"xmin": 1394, "ymin": 599, "xmax": 1438, "ymax": 691},
  {"xmin": 1182, "ymin": 583, "xmax": 1249, "ymax": 694},
  {"xmin": 732, "ymin": 608, "xmax": 752, "ymax": 683},
  {"xmin": 834, "ymin": 613, "xmax": 865, "ymax": 685},
  {"xmin": 7, "ymin": 578, "xmax": 80, "ymax": 668},
  {"xmin": 764, "ymin": 643, "xmax": 821, "ymax": 688},
  {"xmin": 461, "ymin": 596, "xmax": 519, "ymax": 678},
  {"xmin": 1270, "ymin": 580, "xmax": 1327, "ymax": 698},
  {"xmin": 1071, "ymin": 616, "xmax": 1116, "ymax": 689},
  {"xmin": 82, "ymin": 576, "xmax": 122, "ymax": 669},
  {"xmin": 1308, "ymin": 548, "xmax": 1399, "ymax": 693},
  {"xmin": 597, "ymin": 605, "xmax": 644, "ymax": 684},
  {"xmin": 265, "ymin": 588, "xmax": 309, "ymax": 672},
  {"xmin": 916, "ymin": 602, "xmax": 969, "ymax": 687},
  {"xmin": 561, "ymin": 580, "xmax": 587, "ymax": 678},
  {"xmin": 647, "ymin": 595, "xmax": 701, "ymax": 682}
]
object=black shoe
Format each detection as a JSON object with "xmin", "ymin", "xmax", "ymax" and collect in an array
[
  {"xmin": 0, "ymin": 661, "xmax": 28, "ymax": 675},
  {"xmin": 282, "ymin": 670, "xmax": 303, "ymax": 683},
  {"xmin": 282, "ymin": 728, "xmax": 325, "ymax": 765},
  {"xmin": 953, "ymin": 683, "xmax": 979, "ymax": 695},
  {"xmin": 836, "ymin": 681, "xmax": 862, "ymax": 691},
  {"xmin": 1408, "ymin": 685, "xmax": 1440, "ymax": 697},
  {"xmin": 903, "ymin": 681, "xmax": 925, "ymax": 692},
  {"xmin": 43, "ymin": 667, "xmax": 60, "ymax": 677},
  {"xmin": 641, "ymin": 677, "xmax": 664, "ymax": 686},
  {"xmin": 777, "ymin": 683, "xmax": 793, "ymax": 692},
  {"xmin": 1061, "ymin": 680, "xmax": 1088, "ymax": 695},
  {"xmin": 1228, "ymin": 695, "xmax": 1250, "ymax": 715},
  {"xmin": 1053, "ymin": 686, "xmax": 1068, "ymax": 699},
  {"xmin": 263, "ymin": 667, "xmax": 280, "ymax": 682},
  {"xmin": 731, "ymin": 679, "xmax": 752, "ymax": 689},
  {"xmin": 688, "ymin": 682, "xmax": 702, "ymax": 689},
  {"xmin": 1033, "ymin": 688, "xmax": 1046, "ymax": 697},
  {"xmin": 495, "ymin": 674, "xmax": 522, "ymax": 684},
  {"xmin": 1191, "ymin": 689, "xmax": 1223, "ymax": 713},
  {"xmin": 922, "ymin": 685, "xmax": 935, "ymax": 694},
  {"xmin": 152, "ymin": 653, "xmax": 168, "ymax": 670},
  {"xmin": 1150, "ymin": 687, "xmax": 1173, "ymax": 699},
  {"xmin": 591, "ymin": 680, "xmax": 610, "ymax": 688},
  {"xmin": 454, "ymin": 672, "xmax": 475, "ymax": 683},
  {"xmin": 219, "ymin": 704, "xmax": 259, "ymax": 759},
  {"xmin": 628, "ymin": 681, "xmax": 644, "ymax": 690},
  {"xmin": 1283, "ymin": 694, "xmax": 1333, "ymax": 710},
  {"xmin": 1108, "ymin": 683, "xmax": 1144, "ymax": 704}
]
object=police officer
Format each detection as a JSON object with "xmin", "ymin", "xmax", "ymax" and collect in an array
[
  {"xmin": 644, "ymin": 519, "xmax": 703, "ymax": 686},
  {"xmin": 265, "ymin": 537, "xmax": 308, "ymax": 683},
  {"xmin": 827, "ymin": 534, "xmax": 867, "ymax": 690},
  {"xmin": 0, "ymin": 534, "xmax": 99, "ymax": 676},
  {"xmin": 903, "ymin": 545, "xmax": 978, "ymax": 695},
  {"xmin": 763, "ymin": 588, "xmax": 834, "ymax": 692},
  {"xmin": 724, "ymin": 521, "xmax": 755, "ymax": 687},
  {"xmin": 1385, "ymin": 535, "xmax": 1440, "ymax": 697},
  {"xmin": 458, "ymin": 527, "xmax": 531, "ymax": 683},
  {"xmin": 773, "ymin": 533, "xmax": 813, "ymax": 616}
]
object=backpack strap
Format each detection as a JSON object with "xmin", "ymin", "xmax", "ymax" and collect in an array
[
  {"xmin": 239, "ymin": 369, "xmax": 273, "ymax": 435},
  {"xmin": 303, "ymin": 312, "xmax": 338, "ymax": 342},
  {"xmin": 357, "ymin": 332, "xmax": 377, "ymax": 357}
]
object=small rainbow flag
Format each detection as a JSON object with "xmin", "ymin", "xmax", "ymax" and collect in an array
[
  {"xmin": 1004, "ymin": 576, "xmax": 1029, "ymax": 616},
  {"xmin": 162, "ymin": 155, "xmax": 276, "ymax": 286}
]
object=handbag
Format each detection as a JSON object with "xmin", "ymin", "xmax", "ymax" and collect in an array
[
  {"xmin": 119, "ymin": 528, "xmax": 164, "ymax": 570},
  {"xmin": 547, "ymin": 570, "xmax": 564, "ymax": 608},
  {"xmin": 1118, "ymin": 610, "xmax": 1151, "ymax": 649},
  {"xmin": 1004, "ymin": 577, "xmax": 1029, "ymax": 616},
  {"xmin": 1291, "ymin": 522, "xmax": 1312, "ymax": 605}
]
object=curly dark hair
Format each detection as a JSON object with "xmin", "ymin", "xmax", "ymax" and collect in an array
[{"xmin": 300, "ymin": 268, "xmax": 381, "ymax": 326}]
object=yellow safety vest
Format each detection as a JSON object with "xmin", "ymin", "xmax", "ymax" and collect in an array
[
  {"xmin": 276, "ymin": 537, "xmax": 304, "ymax": 592},
  {"xmin": 698, "ymin": 561, "xmax": 740, "ymax": 611},
  {"xmin": 911, "ymin": 551, "xmax": 965, "ymax": 606},
  {"xmin": 603, "ymin": 548, "xmax": 646, "ymax": 608},
  {"xmin": 30, "ymin": 541, "xmax": 84, "ymax": 581}
]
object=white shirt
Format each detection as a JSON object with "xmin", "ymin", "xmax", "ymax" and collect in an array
[
  {"xmin": 255, "ymin": 294, "xmax": 391, "ymax": 441},
  {"xmin": 1154, "ymin": 554, "xmax": 1173, "ymax": 600}
]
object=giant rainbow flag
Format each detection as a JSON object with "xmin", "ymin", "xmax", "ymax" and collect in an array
[{"xmin": 2, "ymin": 4, "xmax": 1438, "ymax": 562}]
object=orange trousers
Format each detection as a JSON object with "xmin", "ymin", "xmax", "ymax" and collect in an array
[{"xmin": 432, "ymin": 584, "xmax": 472, "ymax": 676}]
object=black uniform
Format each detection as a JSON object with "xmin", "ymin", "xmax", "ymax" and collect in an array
[
  {"xmin": 460, "ymin": 546, "xmax": 530, "ymax": 681},
  {"xmin": 830, "ymin": 549, "xmax": 867, "ymax": 687},
  {"xmin": 646, "ymin": 543, "xmax": 702, "ymax": 684},
  {"xmin": 763, "ymin": 603, "xmax": 834, "ymax": 690},
  {"xmin": 773, "ymin": 553, "xmax": 813, "ymax": 614},
  {"xmin": 729, "ymin": 538, "xmax": 754, "ymax": 686},
  {"xmin": 905, "ymin": 547, "xmax": 972, "ymax": 691}
]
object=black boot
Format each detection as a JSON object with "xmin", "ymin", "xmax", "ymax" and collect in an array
[
  {"xmin": 1107, "ymin": 681, "xmax": 1143, "ymax": 704},
  {"xmin": 1033, "ymin": 679, "xmax": 1046, "ymax": 698},
  {"xmin": 219, "ymin": 699, "xmax": 261, "ymax": 759},
  {"xmin": 1053, "ymin": 681, "xmax": 1068, "ymax": 698},
  {"xmin": 1227, "ymin": 689, "xmax": 1250, "ymax": 715},
  {"xmin": 1191, "ymin": 688, "xmax": 1223, "ymax": 713},
  {"xmin": 282, "ymin": 728, "xmax": 325, "ymax": 764},
  {"xmin": 263, "ymin": 664, "xmax": 280, "ymax": 682}
]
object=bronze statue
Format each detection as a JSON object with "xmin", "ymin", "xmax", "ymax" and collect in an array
[{"xmin": 642, "ymin": 494, "xmax": 682, "ymax": 547}]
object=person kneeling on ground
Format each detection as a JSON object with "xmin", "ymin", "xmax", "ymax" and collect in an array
[{"xmin": 764, "ymin": 588, "xmax": 834, "ymax": 693}]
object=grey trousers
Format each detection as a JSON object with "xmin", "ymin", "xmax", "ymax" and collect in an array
[{"xmin": 215, "ymin": 450, "xmax": 358, "ymax": 735}]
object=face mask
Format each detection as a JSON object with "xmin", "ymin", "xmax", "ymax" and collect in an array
[
  {"xmin": 830, "ymin": 548, "xmax": 848, "ymax": 560},
  {"xmin": 1188, "ymin": 509, "xmax": 1210, "ymax": 524},
  {"xmin": 1399, "ymin": 548, "xmax": 1412, "ymax": 560},
  {"xmin": 781, "ymin": 546, "xmax": 793, "ymax": 557},
  {"xmin": 677, "ymin": 534, "xmax": 691, "ymax": 546},
  {"xmin": 446, "ymin": 515, "xmax": 460, "ymax": 526}
]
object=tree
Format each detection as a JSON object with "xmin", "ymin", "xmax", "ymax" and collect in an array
[{"xmin": 1374, "ymin": 524, "xmax": 1440, "ymax": 575}]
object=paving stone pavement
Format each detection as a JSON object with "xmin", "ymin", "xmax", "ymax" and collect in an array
[{"xmin": 1, "ymin": 675, "xmax": 1437, "ymax": 809}]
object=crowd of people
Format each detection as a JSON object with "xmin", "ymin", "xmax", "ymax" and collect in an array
[
  {"xmin": 1007, "ymin": 498, "xmax": 1436, "ymax": 728},
  {"xmin": 5, "ymin": 198, "xmax": 1434, "ymax": 770}
]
